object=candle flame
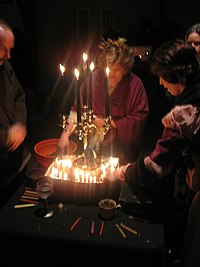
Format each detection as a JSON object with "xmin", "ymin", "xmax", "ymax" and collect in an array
[
  {"xmin": 106, "ymin": 67, "xmax": 110, "ymax": 76},
  {"xmin": 90, "ymin": 62, "xmax": 94, "ymax": 71},
  {"xmin": 83, "ymin": 52, "xmax": 88, "ymax": 62},
  {"xmin": 59, "ymin": 64, "xmax": 65, "ymax": 75},
  {"xmin": 45, "ymin": 155, "xmax": 119, "ymax": 184},
  {"xmin": 74, "ymin": 68, "xmax": 79, "ymax": 80}
]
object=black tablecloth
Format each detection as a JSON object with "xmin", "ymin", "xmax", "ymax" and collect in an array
[{"xmin": 0, "ymin": 179, "xmax": 166, "ymax": 266}]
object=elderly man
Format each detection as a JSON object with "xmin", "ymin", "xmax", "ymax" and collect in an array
[{"xmin": 0, "ymin": 18, "xmax": 30, "ymax": 207}]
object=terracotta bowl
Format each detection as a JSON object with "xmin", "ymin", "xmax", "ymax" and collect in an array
[{"xmin": 34, "ymin": 138, "xmax": 77, "ymax": 168}]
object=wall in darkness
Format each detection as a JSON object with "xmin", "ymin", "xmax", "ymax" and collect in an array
[
  {"xmin": 1, "ymin": 0, "xmax": 200, "ymax": 76},
  {"xmin": 33, "ymin": 0, "xmax": 200, "ymax": 74},
  {"xmin": 34, "ymin": 0, "xmax": 160, "ymax": 74},
  {"xmin": 0, "ymin": 0, "xmax": 199, "ymax": 117}
]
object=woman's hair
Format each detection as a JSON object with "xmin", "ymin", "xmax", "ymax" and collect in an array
[
  {"xmin": 185, "ymin": 23, "xmax": 200, "ymax": 40},
  {"xmin": 150, "ymin": 38, "xmax": 199, "ymax": 85},
  {"xmin": 96, "ymin": 37, "xmax": 134, "ymax": 71}
]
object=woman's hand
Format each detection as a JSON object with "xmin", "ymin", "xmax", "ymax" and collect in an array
[
  {"xmin": 93, "ymin": 117, "xmax": 106, "ymax": 129},
  {"xmin": 57, "ymin": 130, "xmax": 70, "ymax": 155},
  {"xmin": 117, "ymin": 163, "xmax": 132, "ymax": 181}
]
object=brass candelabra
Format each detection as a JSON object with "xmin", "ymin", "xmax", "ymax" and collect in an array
[{"xmin": 59, "ymin": 105, "xmax": 111, "ymax": 155}]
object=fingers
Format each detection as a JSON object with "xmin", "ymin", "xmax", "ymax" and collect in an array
[
  {"xmin": 6, "ymin": 124, "xmax": 27, "ymax": 151},
  {"xmin": 117, "ymin": 163, "xmax": 132, "ymax": 181}
]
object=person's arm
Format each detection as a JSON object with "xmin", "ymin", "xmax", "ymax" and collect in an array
[
  {"xmin": 57, "ymin": 110, "xmax": 77, "ymax": 154},
  {"xmin": 120, "ymin": 127, "xmax": 186, "ymax": 190},
  {"xmin": 0, "ymin": 61, "xmax": 27, "ymax": 151},
  {"xmin": 118, "ymin": 97, "xmax": 200, "ymax": 177}
]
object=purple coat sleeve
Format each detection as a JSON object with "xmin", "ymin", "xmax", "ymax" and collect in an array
[{"xmin": 150, "ymin": 127, "xmax": 187, "ymax": 166}]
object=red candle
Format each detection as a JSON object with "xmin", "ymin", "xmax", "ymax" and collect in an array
[{"xmin": 70, "ymin": 216, "xmax": 82, "ymax": 231}]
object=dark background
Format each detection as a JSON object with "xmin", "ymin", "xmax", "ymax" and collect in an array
[{"xmin": 0, "ymin": 0, "xmax": 199, "ymax": 144}]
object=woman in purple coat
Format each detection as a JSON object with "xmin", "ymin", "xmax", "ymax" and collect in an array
[{"xmin": 58, "ymin": 38, "xmax": 149, "ymax": 163}]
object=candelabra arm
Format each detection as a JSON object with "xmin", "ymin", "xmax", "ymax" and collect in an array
[
  {"xmin": 101, "ymin": 116, "xmax": 112, "ymax": 135},
  {"xmin": 83, "ymin": 131, "xmax": 88, "ymax": 150}
]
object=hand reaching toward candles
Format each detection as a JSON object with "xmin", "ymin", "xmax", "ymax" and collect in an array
[
  {"xmin": 57, "ymin": 111, "xmax": 77, "ymax": 154},
  {"xmin": 104, "ymin": 169, "xmax": 118, "ymax": 182},
  {"xmin": 117, "ymin": 162, "xmax": 132, "ymax": 181},
  {"xmin": 57, "ymin": 130, "xmax": 71, "ymax": 155},
  {"xmin": 93, "ymin": 117, "xmax": 106, "ymax": 129},
  {"xmin": 93, "ymin": 116, "xmax": 116, "ymax": 130}
]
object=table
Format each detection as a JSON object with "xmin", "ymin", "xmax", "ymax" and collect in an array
[{"xmin": 0, "ymin": 178, "xmax": 166, "ymax": 266}]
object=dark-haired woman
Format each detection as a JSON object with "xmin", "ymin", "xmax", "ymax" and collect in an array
[{"xmin": 117, "ymin": 39, "xmax": 200, "ymax": 263}]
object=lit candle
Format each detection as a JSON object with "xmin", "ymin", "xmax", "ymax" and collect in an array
[
  {"xmin": 82, "ymin": 52, "xmax": 88, "ymax": 106},
  {"xmin": 60, "ymin": 63, "xmax": 66, "ymax": 91},
  {"xmin": 89, "ymin": 62, "xmax": 94, "ymax": 110},
  {"xmin": 105, "ymin": 67, "xmax": 110, "ymax": 119},
  {"xmin": 74, "ymin": 68, "xmax": 81, "ymax": 123},
  {"xmin": 59, "ymin": 63, "xmax": 65, "ymax": 76}
]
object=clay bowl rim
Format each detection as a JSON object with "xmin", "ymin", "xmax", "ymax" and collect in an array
[{"xmin": 34, "ymin": 138, "xmax": 77, "ymax": 159}]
